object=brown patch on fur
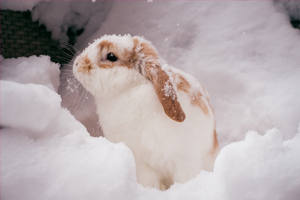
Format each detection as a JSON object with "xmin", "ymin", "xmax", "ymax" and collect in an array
[
  {"xmin": 206, "ymin": 97, "xmax": 213, "ymax": 113},
  {"xmin": 176, "ymin": 75, "xmax": 191, "ymax": 93},
  {"xmin": 133, "ymin": 38, "xmax": 139, "ymax": 49},
  {"xmin": 77, "ymin": 55, "xmax": 93, "ymax": 73},
  {"xmin": 210, "ymin": 129, "xmax": 219, "ymax": 156},
  {"xmin": 122, "ymin": 48, "xmax": 133, "ymax": 61},
  {"xmin": 98, "ymin": 62, "xmax": 132, "ymax": 69},
  {"xmin": 118, "ymin": 60, "xmax": 133, "ymax": 69},
  {"xmin": 145, "ymin": 64, "xmax": 186, "ymax": 122},
  {"xmin": 131, "ymin": 37, "xmax": 185, "ymax": 122},
  {"xmin": 174, "ymin": 74, "xmax": 210, "ymax": 116},
  {"xmin": 98, "ymin": 40, "xmax": 116, "ymax": 52},
  {"xmin": 201, "ymin": 85, "xmax": 208, "ymax": 96},
  {"xmin": 130, "ymin": 38, "xmax": 143, "ymax": 70},
  {"xmin": 98, "ymin": 63, "xmax": 113, "ymax": 69},
  {"xmin": 191, "ymin": 92, "xmax": 209, "ymax": 115},
  {"xmin": 128, "ymin": 38, "xmax": 139, "ymax": 61},
  {"xmin": 140, "ymin": 43, "xmax": 159, "ymax": 59},
  {"xmin": 132, "ymin": 38, "xmax": 159, "ymax": 61},
  {"xmin": 130, "ymin": 38, "xmax": 160, "ymax": 72},
  {"xmin": 213, "ymin": 129, "xmax": 219, "ymax": 150},
  {"xmin": 96, "ymin": 40, "xmax": 133, "ymax": 69},
  {"xmin": 124, "ymin": 44, "xmax": 136, "ymax": 62}
]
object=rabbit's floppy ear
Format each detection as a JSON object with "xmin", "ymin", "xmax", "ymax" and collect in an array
[
  {"xmin": 144, "ymin": 63, "xmax": 186, "ymax": 122},
  {"xmin": 132, "ymin": 38, "xmax": 186, "ymax": 122}
]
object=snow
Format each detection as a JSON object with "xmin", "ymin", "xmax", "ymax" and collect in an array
[
  {"xmin": 215, "ymin": 128, "xmax": 300, "ymax": 200},
  {"xmin": 1, "ymin": 1, "xmax": 40, "ymax": 11},
  {"xmin": 1, "ymin": 57, "xmax": 138, "ymax": 200},
  {"xmin": 145, "ymin": 128, "xmax": 300, "ymax": 200},
  {"xmin": 31, "ymin": 1, "xmax": 113, "ymax": 41},
  {"xmin": 1, "ymin": 81, "xmax": 61, "ymax": 136},
  {"xmin": 1, "ymin": 72, "xmax": 300, "ymax": 199},
  {"xmin": 0, "ymin": 55, "xmax": 60, "ymax": 92},
  {"xmin": 1, "ymin": 1, "xmax": 300, "ymax": 199},
  {"xmin": 276, "ymin": 0, "xmax": 300, "ymax": 20}
]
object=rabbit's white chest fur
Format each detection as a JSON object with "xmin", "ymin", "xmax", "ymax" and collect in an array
[
  {"xmin": 94, "ymin": 69, "xmax": 216, "ymax": 190},
  {"xmin": 73, "ymin": 34, "xmax": 218, "ymax": 190}
]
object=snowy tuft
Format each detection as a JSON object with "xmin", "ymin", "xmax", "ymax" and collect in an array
[{"xmin": 163, "ymin": 80, "xmax": 176, "ymax": 100}]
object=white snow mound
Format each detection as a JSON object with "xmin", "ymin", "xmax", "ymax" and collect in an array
[
  {"xmin": 1, "ymin": 81, "xmax": 61, "ymax": 135},
  {"xmin": 1, "ymin": 55, "xmax": 300, "ymax": 200},
  {"xmin": 0, "ymin": 55, "xmax": 60, "ymax": 92},
  {"xmin": 214, "ymin": 128, "xmax": 300, "ymax": 200}
]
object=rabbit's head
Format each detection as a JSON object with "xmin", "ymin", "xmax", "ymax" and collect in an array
[{"xmin": 73, "ymin": 34, "xmax": 185, "ymax": 122}]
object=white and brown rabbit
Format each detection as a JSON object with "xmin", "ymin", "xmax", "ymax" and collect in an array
[{"xmin": 73, "ymin": 34, "xmax": 219, "ymax": 190}]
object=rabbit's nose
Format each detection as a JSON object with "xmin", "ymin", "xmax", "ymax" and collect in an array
[{"xmin": 76, "ymin": 55, "xmax": 93, "ymax": 73}]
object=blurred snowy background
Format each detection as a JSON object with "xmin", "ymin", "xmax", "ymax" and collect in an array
[{"xmin": 1, "ymin": 1, "xmax": 300, "ymax": 200}]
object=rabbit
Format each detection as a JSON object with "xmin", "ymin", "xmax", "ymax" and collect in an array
[{"xmin": 73, "ymin": 34, "xmax": 219, "ymax": 190}]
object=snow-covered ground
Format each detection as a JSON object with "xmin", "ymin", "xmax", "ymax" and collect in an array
[{"xmin": 1, "ymin": 1, "xmax": 300, "ymax": 199}]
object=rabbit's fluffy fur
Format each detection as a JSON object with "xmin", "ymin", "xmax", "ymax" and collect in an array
[{"xmin": 73, "ymin": 34, "xmax": 219, "ymax": 190}]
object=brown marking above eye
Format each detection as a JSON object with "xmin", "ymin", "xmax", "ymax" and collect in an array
[
  {"xmin": 96, "ymin": 40, "xmax": 133, "ymax": 69},
  {"xmin": 97, "ymin": 40, "xmax": 117, "ymax": 66},
  {"xmin": 98, "ymin": 40, "xmax": 116, "ymax": 52}
]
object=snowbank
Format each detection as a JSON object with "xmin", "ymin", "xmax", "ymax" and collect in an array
[
  {"xmin": 0, "ymin": 55, "xmax": 60, "ymax": 92},
  {"xmin": 1, "ymin": 50, "xmax": 300, "ymax": 200},
  {"xmin": 2, "ymin": 1, "xmax": 300, "ymax": 199},
  {"xmin": 151, "ymin": 128, "xmax": 300, "ymax": 200},
  {"xmin": 1, "ymin": 81, "xmax": 61, "ymax": 135},
  {"xmin": 0, "ymin": 56, "xmax": 138, "ymax": 200}
]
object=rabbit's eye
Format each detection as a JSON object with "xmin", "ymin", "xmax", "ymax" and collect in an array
[{"xmin": 106, "ymin": 53, "xmax": 118, "ymax": 62}]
